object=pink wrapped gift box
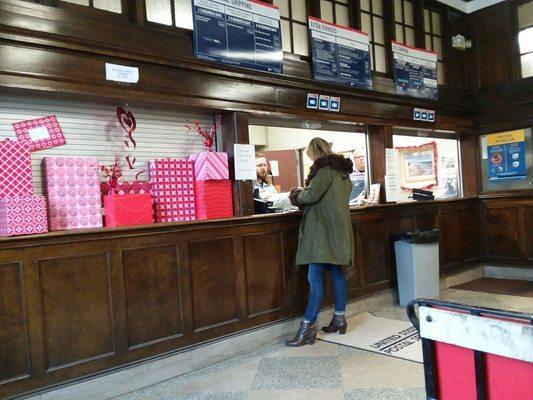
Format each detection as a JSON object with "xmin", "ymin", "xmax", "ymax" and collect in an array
[
  {"xmin": 103, "ymin": 193, "xmax": 153, "ymax": 227},
  {"xmin": 194, "ymin": 180, "xmax": 233, "ymax": 220},
  {"xmin": 0, "ymin": 196, "xmax": 48, "ymax": 236},
  {"xmin": 43, "ymin": 157, "xmax": 103, "ymax": 231},
  {"xmin": 0, "ymin": 138, "xmax": 33, "ymax": 198},
  {"xmin": 100, "ymin": 181, "xmax": 152, "ymax": 196},
  {"xmin": 12, "ymin": 115, "xmax": 66, "ymax": 152},
  {"xmin": 188, "ymin": 152, "xmax": 229, "ymax": 181},
  {"xmin": 149, "ymin": 159, "xmax": 196, "ymax": 222}
]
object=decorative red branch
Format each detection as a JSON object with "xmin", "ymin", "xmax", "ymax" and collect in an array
[{"xmin": 185, "ymin": 115, "xmax": 222, "ymax": 152}]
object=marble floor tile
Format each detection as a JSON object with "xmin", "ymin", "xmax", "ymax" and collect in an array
[
  {"xmin": 344, "ymin": 387, "xmax": 425, "ymax": 400},
  {"xmin": 440, "ymin": 288, "xmax": 533, "ymax": 313},
  {"xmin": 250, "ymin": 389, "xmax": 345, "ymax": 400},
  {"xmin": 268, "ymin": 339, "xmax": 340, "ymax": 358}
]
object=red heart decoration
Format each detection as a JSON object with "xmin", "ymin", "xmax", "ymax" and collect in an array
[{"xmin": 117, "ymin": 107, "xmax": 136, "ymax": 133}]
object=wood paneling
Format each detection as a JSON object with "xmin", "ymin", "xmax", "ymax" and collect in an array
[
  {"xmin": 244, "ymin": 232, "xmax": 286, "ymax": 317},
  {"xmin": 526, "ymin": 207, "xmax": 533, "ymax": 260},
  {"xmin": 485, "ymin": 208, "xmax": 520, "ymax": 259},
  {"xmin": 358, "ymin": 219, "xmax": 389, "ymax": 285},
  {"xmin": 189, "ymin": 238, "xmax": 239, "ymax": 331},
  {"xmin": 123, "ymin": 244, "xmax": 182, "ymax": 349},
  {"xmin": 38, "ymin": 253, "xmax": 115, "ymax": 370},
  {"xmin": 0, "ymin": 262, "xmax": 29, "ymax": 383},
  {"xmin": 440, "ymin": 210, "xmax": 462, "ymax": 270}
]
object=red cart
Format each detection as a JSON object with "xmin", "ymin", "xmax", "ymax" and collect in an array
[{"xmin": 407, "ymin": 299, "xmax": 533, "ymax": 400}]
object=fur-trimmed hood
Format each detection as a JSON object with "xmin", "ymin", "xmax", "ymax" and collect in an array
[{"xmin": 305, "ymin": 154, "xmax": 353, "ymax": 186}]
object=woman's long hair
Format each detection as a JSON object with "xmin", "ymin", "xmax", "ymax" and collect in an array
[{"xmin": 306, "ymin": 137, "xmax": 333, "ymax": 161}]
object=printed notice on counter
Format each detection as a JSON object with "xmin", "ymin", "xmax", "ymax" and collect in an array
[
  {"xmin": 385, "ymin": 174, "xmax": 400, "ymax": 202},
  {"xmin": 392, "ymin": 41, "xmax": 437, "ymax": 100},
  {"xmin": 105, "ymin": 63, "xmax": 139, "ymax": 83},
  {"xmin": 386, "ymin": 148, "xmax": 399, "ymax": 176},
  {"xmin": 192, "ymin": 0, "xmax": 283, "ymax": 74},
  {"xmin": 234, "ymin": 143, "xmax": 256, "ymax": 180},
  {"xmin": 309, "ymin": 17, "xmax": 372, "ymax": 89}
]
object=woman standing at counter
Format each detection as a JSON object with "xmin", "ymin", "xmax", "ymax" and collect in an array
[{"xmin": 286, "ymin": 137, "xmax": 355, "ymax": 347}]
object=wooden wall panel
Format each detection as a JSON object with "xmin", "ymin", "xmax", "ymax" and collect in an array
[
  {"xmin": 460, "ymin": 206, "xmax": 480, "ymax": 262},
  {"xmin": 189, "ymin": 238, "xmax": 239, "ymax": 331},
  {"xmin": 122, "ymin": 245, "xmax": 183, "ymax": 349},
  {"xmin": 0, "ymin": 262, "xmax": 30, "ymax": 383},
  {"xmin": 526, "ymin": 207, "xmax": 533, "ymax": 260},
  {"xmin": 38, "ymin": 253, "xmax": 115, "ymax": 370},
  {"xmin": 440, "ymin": 211, "xmax": 462, "ymax": 270},
  {"xmin": 243, "ymin": 232, "xmax": 286, "ymax": 317},
  {"xmin": 359, "ymin": 220, "xmax": 389, "ymax": 285},
  {"xmin": 485, "ymin": 208, "xmax": 520, "ymax": 259}
]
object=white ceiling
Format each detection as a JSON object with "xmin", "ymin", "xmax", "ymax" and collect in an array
[{"xmin": 436, "ymin": 0, "xmax": 506, "ymax": 13}]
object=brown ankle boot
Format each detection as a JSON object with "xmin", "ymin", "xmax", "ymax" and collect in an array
[
  {"xmin": 285, "ymin": 321, "xmax": 317, "ymax": 347},
  {"xmin": 321, "ymin": 314, "xmax": 347, "ymax": 334}
]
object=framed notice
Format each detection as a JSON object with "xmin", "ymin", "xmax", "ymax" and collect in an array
[
  {"xmin": 392, "ymin": 41, "xmax": 438, "ymax": 100},
  {"xmin": 309, "ymin": 17, "xmax": 372, "ymax": 89},
  {"xmin": 487, "ymin": 129, "xmax": 527, "ymax": 180},
  {"xmin": 192, "ymin": 0, "xmax": 283, "ymax": 74}
]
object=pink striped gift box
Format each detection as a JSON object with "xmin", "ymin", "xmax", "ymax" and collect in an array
[{"xmin": 188, "ymin": 152, "xmax": 229, "ymax": 181}]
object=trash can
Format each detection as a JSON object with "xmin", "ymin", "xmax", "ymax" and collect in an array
[{"xmin": 393, "ymin": 229, "xmax": 440, "ymax": 307}]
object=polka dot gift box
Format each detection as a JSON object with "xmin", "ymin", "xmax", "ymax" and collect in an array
[
  {"xmin": 43, "ymin": 157, "xmax": 103, "ymax": 231},
  {"xmin": 12, "ymin": 115, "xmax": 66, "ymax": 152}
]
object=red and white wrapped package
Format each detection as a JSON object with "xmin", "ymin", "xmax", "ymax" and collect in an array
[
  {"xmin": 0, "ymin": 138, "xmax": 33, "ymax": 198},
  {"xmin": 12, "ymin": 115, "xmax": 66, "ymax": 152},
  {"xmin": 43, "ymin": 157, "xmax": 103, "ymax": 231},
  {"xmin": 149, "ymin": 159, "xmax": 196, "ymax": 222},
  {"xmin": 194, "ymin": 180, "xmax": 233, "ymax": 220},
  {"xmin": 0, "ymin": 196, "xmax": 48, "ymax": 236},
  {"xmin": 188, "ymin": 152, "xmax": 229, "ymax": 181}
]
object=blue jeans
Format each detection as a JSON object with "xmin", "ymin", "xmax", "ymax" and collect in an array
[{"xmin": 304, "ymin": 263, "xmax": 346, "ymax": 323}]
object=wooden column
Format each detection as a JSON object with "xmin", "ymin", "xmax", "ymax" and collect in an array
[
  {"xmin": 367, "ymin": 125, "xmax": 393, "ymax": 202},
  {"xmin": 460, "ymin": 133, "xmax": 480, "ymax": 198},
  {"xmin": 219, "ymin": 111, "xmax": 254, "ymax": 217}
]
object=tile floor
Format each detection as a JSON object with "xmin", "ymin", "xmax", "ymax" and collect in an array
[{"xmin": 114, "ymin": 288, "xmax": 532, "ymax": 400}]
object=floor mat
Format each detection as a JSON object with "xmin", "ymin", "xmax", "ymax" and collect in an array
[
  {"xmin": 317, "ymin": 312, "xmax": 422, "ymax": 363},
  {"xmin": 452, "ymin": 278, "xmax": 533, "ymax": 298}
]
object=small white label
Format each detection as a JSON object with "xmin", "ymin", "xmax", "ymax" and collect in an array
[
  {"xmin": 28, "ymin": 126, "xmax": 50, "ymax": 141},
  {"xmin": 105, "ymin": 63, "xmax": 139, "ymax": 83},
  {"xmin": 234, "ymin": 143, "xmax": 257, "ymax": 181},
  {"xmin": 270, "ymin": 160, "xmax": 280, "ymax": 176}
]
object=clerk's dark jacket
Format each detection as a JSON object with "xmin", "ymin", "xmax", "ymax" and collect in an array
[{"xmin": 295, "ymin": 154, "xmax": 355, "ymax": 276}]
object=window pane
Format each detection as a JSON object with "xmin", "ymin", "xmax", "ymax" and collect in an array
[
  {"xmin": 361, "ymin": 12, "xmax": 372, "ymax": 40},
  {"xmin": 62, "ymin": 0, "xmax": 89, "ymax": 5},
  {"xmin": 437, "ymin": 61, "xmax": 445, "ymax": 84},
  {"xmin": 370, "ymin": 45, "xmax": 375, "ymax": 70},
  {"xmin": 519, "ymin": 27, "xmax": 533, "ymax": 54},
  {"xmin": 375, "ymin": 45, "xmax": 387, "ymax": 72},
  {"xmin": 361, "ymin": 0, "xmax": 370, "ymax": 12},
  {"xmin": 395, "ymin": 24, "xmax": 404, "ymax": 42},
  {"xmin": 274, "ymin": 0, "xmax": 289, "ymax": 18},
  {"xmin": 320, "ymin": 0, "xmax": 334, "ymax": 22},
  {"xmin": 292, "ymin": 0, "xmax": 307, "ymax": 22},
  {"xmin": 405, "ymin": 27, "xmax": 415, "ymax": 46},
  {"xmin": 373, "ymin": 16, "xmax": 384, "ymax": 44},
  {"xmin": 432, "ymin": 11, "xmax": 441, "ymax": 35},
  {"xmin": 425, "ymin": 33, "xmax": 432, "ymax": 50},
  {"xmin": 394, "ymin": 0, "xmax": 402, "ymax": 22},
  {"xmin": 281, "ymin": 19, "xmax": 291, "ymax": 52},
  {"xmin": 338, "ymin": 0, "xmax": 348, "ymax": 4},
  {"xmin": 336, "ymin": 4, "xmax": 350, "ymax": 27},
  {"xmin": 521, "ymin": 52, "xmax": 533, "ymax": 78},
  {"xmin": 518, "ymin": 1, "xmax": 533, "ymax": 30},
  {"xmin": 174, "ymin": 0, "xmax": 193, "ymax": 29},
  {"xmin": 293, "ymin": 23, "xmax": 309, "ymax": 56},
  {"xmin": 404, "ymin": 0, "xmax": 414, "ymax": 26},
  {"xmin": 433, "ymin": 36, "xmax": 443, "ymax": 60},
  {"xmin": 372, "ymin": 0, "xmax": 383, "ymax": 16},
  {"xmin": 94, "ymin": 0, "xmax": 121, "ymax": 13},
  {"xmin": 424, "ymin": 9, "xmax": 430, "ymax": 33},
  {"xmin": 146, "ymin": 0, "xmax": 172, "ymax": 25}
]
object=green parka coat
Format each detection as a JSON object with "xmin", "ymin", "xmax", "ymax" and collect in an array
[{"xmin": 295, "ymin": 155, "xmax": 355, "ymax": 275}]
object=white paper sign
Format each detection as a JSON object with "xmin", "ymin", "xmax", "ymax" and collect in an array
[
  {"xmin": 28, "ymin": 126, "xmax": 50, "ymax": 141},
  {"xmin": 385, "ymin": 174, "xmax": 400, "ymax": 202},
  {"xmin": 234, "ymin": 144, "xmax": 256, "ymax": 180},
  {"xmin": 105, "ymin": 63, "xmax": 139, "ymax": 83},
  {"xmin": 270, "ymin": 160, "xmax": 280, "ymax": 176},
  {"xmin": 386, "ymin": 148, "xmax": 399, "ymax": 176}
]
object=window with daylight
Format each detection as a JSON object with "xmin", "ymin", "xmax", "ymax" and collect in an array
[
  {"xmin": 424, "ymin": 7, "xmax": 446, "ymax": 85},
  {"xmin": 274, "ymin": 0, "xmax": 309, "ymax": 56},
  {"xmin": 319, "ymin": 0, "xmax": 350, "ymax": 27},
  {"xmin": 360, "ymin": 0, "xmax": 387, "ymax": 73},
  {"xmin": 60, "ymin": 0, "xmax": 123, "ymax": 13},
  {"xmin": 145, "ymin": 0, "xmax": 194, "ymax": 29},
  {"xmin": 394, "ymin": 0, "xmax": 415, "ymax": 46},
  {"xmin": 518, "ymin": 1, "xmax": 533, "ymax": 78}
]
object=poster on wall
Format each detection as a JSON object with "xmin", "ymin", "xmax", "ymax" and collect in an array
[
  {"xmin": 308, "ymin": 17, "xmax": 372, "ymax": 89},
  {"xmin": 392, "ymin": 41, "xmax": 438, "ymax": 100},
  {"xmin": 487, "ymin": 129, "xmax": 527, "ymax": 180},
  {"xmin": 395, "ymin": 141, "xmax": 438, "ymax": 191},
  {"xmin": 192, "ymin": 0, "xmax": 283, "ymax": 74}
]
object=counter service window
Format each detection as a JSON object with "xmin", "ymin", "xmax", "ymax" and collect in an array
[
  {"xmin": 392, "ymin": 131, "xmax": 462, "ymax": 200},
  {"xmin": 249, "ymin": 124, "xmax": 367, "ymax": 212},
  {"xmin": 518, "ymin": 1, "xmax": 533, "ymax": 79},
  {"xmin": 274, "ymin": 0, "xmax": 309, "ymax": 56},
  {"xmin": 424, "ymin": 7, "xmax": 445, "ymax": 85},
  {"xmin": 394, "ymin": 0, "xmax": 415, "ymax": 46},
  {"xmin": 480, "ymin": 128, "xmax": 533, "ymax": 192},
  {"xmin": 145, "ymin": 0, "xmax": 194, "ymax": 29},
  {"xmin": 59, "ymin": 0, "xmax": 123, "ymax": 13},
  {"xmin": 360, "ymin": 0, "xmax": 387, "ymax": 73}
]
